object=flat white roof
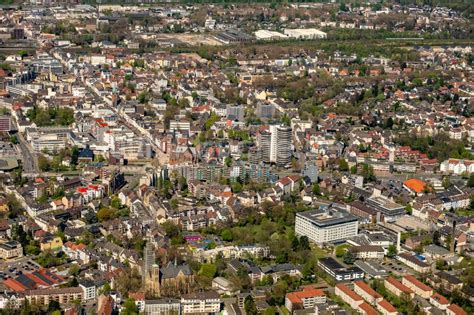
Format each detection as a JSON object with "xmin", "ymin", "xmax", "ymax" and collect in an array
[{"xmin": 254, "ymin": 30, "xmax": 287, "ymax": 39}]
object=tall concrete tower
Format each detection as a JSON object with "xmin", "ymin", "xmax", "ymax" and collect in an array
[{"xmin": 143, "ymin": 241, "xmax": 155, "ymax": 282}]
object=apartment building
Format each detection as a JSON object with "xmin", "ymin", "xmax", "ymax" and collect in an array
[
  {"xmin": 430, "ymin": 293, "xmax": 450, "ymax": 310},
  {"xmin": 384, "ymin": 277, "xmax": 414, "ymax": 298},
  {"xmin": 25, "ymin": 287, "xmax": 83, "ymax": 306},
  {"xmin": 181, "ymin": 291, "xmax": 221, "ymax": 314},
  {"xmin": 446, "ymin": 303, "xmax": 467, "ymax": 315},
  {"xmin": 376, "ymin": 299, "xmax": 398, "ymax": 315},
  {"xmin": 334, "ymin": 284, "xmax": 363, "ymax": 309},
  {"xmin": 295, "ymin": 207, "xmax": 358, "ymax": 245},
  {"xmin": 349, "ymin": 245, "xmax": 385, "ymax": 260},
  {"xmin": 0, "ymin": 241, "xmax": 23, "ymax": 259},
  {"xmin": 358, "ymin": 301, "xmax": 378, "ymax": 315},
  {"xmin": 285, "ymin": 286, "xmax": 326, "ymax": 313},
  {"xmin": 402, "ymin": 275, "xmax": 433, "ymax": 299},
  {"xmin": 144, "ymin": 299, "xmax": 181, "ymax": 315},
  {"xmin": 353, "ymin": 281, "xmax": 383, "ymax": 306},
  {"xmin": 397, "ymin": 252, "xmax": 430, "ymax": 273}
]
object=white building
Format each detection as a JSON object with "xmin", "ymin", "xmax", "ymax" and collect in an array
[
  {"xmin": 144, "ymin": 299, "xmax": 181, "ymax": 315},
  {"xmin": 295, "ymin": 207, "xmax": 358, "ymax": 245},
  {"xmin": 440, "ymin": 159, "xmax": 474, "ymax": 174},
  {"xmin": 284, "ymin": 28, "xmax": 327, "ymax": 39},
  {"xmin": 181, "ymin": 291, "xmax": 221, "ymax": 314},
  {"xmin": 254, "ymin": 30, "xmax": 287, "ymax": 40}
]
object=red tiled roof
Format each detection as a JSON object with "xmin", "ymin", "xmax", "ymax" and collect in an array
[
  {"xmin": 403, "ymin": 275, "xmax": 432, "ymax": 292},
  {"xmin": 4, "ymin": 278, "xmax": 27, "ymax": 292},
  {"xmin": 386, "ymin": 277, "xmax": 413, "ymax": 294},
  {"xmin": 378, "ymin": 299, "xmax": 397, "ymax": 313},
  {"xmin": 287, "ymin": 287, "xmax": 325, "ymax": 304},
  {"xmin": 359, "ymin": 302, "xmax": 377, "ymax": 315},
  {"xmin": 336, "ymin": 284, "xmax": 363, "ymax": 301},
  {"xmin": 354, "ymin": 281, "xmax": 382, "ymax": 299},
  {"xmin": 431, "ymin": 293, "xmax": 449, "ymax": 305},
  {"xmin": 447, "ymin": 304, "xmax": 467, "ymax": 315}
]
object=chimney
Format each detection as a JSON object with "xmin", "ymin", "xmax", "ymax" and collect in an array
[{"xmin": 396, "ymin": 231, "xmax": 401, "ymax": 252}]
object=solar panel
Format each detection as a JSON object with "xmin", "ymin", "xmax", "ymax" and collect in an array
[
  {"xmin": 15, "ymin": 274, "xmax": 36, "ymax": 289},
  {"xmin": 31, "ymin": 271, "xmax": 54, "ymax": 285}
]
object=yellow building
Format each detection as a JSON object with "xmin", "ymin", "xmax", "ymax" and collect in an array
[
  {"xmin": 40, "ymin": 236, "xmax": 63, "ymax": 251},
  {"xmin": 0, "ymin": 198, "xmax": 9, "ymax": 213}
]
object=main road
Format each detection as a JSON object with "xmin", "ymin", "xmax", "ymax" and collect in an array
[{"xmin": 13, "ymin": 119, "xmax": 39, "ymax": 175}]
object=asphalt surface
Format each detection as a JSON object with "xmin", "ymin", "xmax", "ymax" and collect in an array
[{"xmin": 17, "ymin": 132, "xmax": 38, "ymax": 174}]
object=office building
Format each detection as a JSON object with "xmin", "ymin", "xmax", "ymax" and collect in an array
[
  {"xmin": 365, "ymin": 196, "xmax": 405, "ymax": 220},
  {"xmin": 318, "ymin": 257, "xmax": 364, "ymax": 282},
  {"xmin": 295, "ymin": 206, "xmax": 358, "ymax": 245}
]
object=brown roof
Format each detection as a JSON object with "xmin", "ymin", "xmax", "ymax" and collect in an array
[
  {"xmin": 385, "ymin": 277, "xmax": 413, "ymax": 294},
  {"xmin": 403, "ymin": 275, "xmax": 432, "ymax": 292}
]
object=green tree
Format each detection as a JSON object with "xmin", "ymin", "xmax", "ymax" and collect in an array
[
  {"xmin": 111, "ymin": 196, "xmax": 121, "ymax": 209},
  {"xmin": 299, "ymin": 236, "xmax": 310, "ymax": 250},
  {"xmin": 312, "ymin": 183, "xmax": 321, "ymax": 195},
  {"xmin": 221, "ymin": 229, "xmax": 233, "ymax": 242},
  {"xmin": 231, "ymin": 182, "xmax": 242, "ymax": 193},
  {"xmin": 96, "ymin": 207, "xmax": 116, "ymax": 222},
  {"xmin": 38, "ymin": 154, "xmax": 50, "ymax": 171},
  {"xmin": 339, "ymin": 159, "xmax": 349, "ymax": 172},
  {"xmin": 387, "ymin": 244, "xmax": 397, "ymax": 258},
  {"xmin": 335, "ymin": 245, "xmax": 347, "ymax": 258},
  {"xmin": 19, "ymin": 50, "xmax": 28, "ymax": 58},
  {"xmin": 121, "ymin": 298, "xmax": 138, "ymax": 315},
  {"xmin": 350, "ymin": 165, "xmax": 357, "ymax": 174},
  {"xmin": 467, "ymin": 174, "xmax": 474, "ymax": 187},
  {"xmin": 343, "ymin": 251, "xmax": 356, "ymax": 264},
  {"xmin": 244, "ymin": 295, "xmax": 258, "ymax": 315}
]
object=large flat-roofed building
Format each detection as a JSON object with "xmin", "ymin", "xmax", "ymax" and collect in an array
[
  {"xmin": 284, "ymin": 28, "xmax": 327, "ymax": 39},
  {"xmin": 144, "ymin": 299, "xmax": 181, "ymax": 315},
  {"xmin": 295, "ymin": 206, "xmax": 358, "ymax": 245},
  {"xmin": 254, "ymin": 30, "xmax": 287, "ymax": 41},
  {"xmin": 366, "ymin": 196, "xmax": 405, "ymax": 220},
  {"xmin": 318, "ymin": 257, "xmax": 364, "ymax": 282}
]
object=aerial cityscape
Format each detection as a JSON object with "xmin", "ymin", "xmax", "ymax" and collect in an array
[{"xmin": 0, "ymin": 1, "xmax": 472, "ymax": 314}]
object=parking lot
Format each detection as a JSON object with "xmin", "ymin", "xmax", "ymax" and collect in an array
[
  {"xmin": 381, "ymin": 260, "xmax": 409, "ymax": 275},
  {"xmin": 0, "ymin": 257, "xmax": 41, "ymax": 280}
]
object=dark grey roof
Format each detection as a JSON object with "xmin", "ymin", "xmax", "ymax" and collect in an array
[{"xmin": 161, "ymin": 262, "xmax": 192, "ymax": 279}]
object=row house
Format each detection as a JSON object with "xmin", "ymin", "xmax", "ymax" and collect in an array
[
  {"xmin": 353, "ymin": 281, "xmax": 383, "ymax": 306},
  {"xmin": 384, "ymin": 277, "xmax": 414, "ymax": 298},
  {"xmin": 402, "ymin": 275, "xmax": 433, "ymax": 299}
]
